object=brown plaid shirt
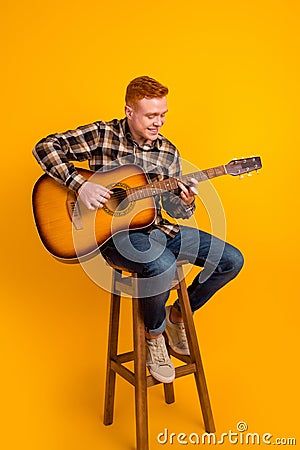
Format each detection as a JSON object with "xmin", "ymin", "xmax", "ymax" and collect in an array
[{"xmin": 33, "ymin": 118, "xmax": 195, "ymax": 237}]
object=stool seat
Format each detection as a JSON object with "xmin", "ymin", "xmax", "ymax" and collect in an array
[{"xmin": 103, "ymin": 260, "xmax": 215, "ymax": 450}]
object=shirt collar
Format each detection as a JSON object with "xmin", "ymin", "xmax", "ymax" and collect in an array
[{"xmin": 121, "ymin": 118, "xmax": 163, "ymax": 150}]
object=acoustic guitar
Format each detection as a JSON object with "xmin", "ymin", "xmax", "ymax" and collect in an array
[{"xmin": 32, "ymin": 157, "xmax": 262, "ymax": 262}]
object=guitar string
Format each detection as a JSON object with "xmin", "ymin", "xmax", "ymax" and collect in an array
[
  {"xmin": 107, "ymin": 186, "xmax": 175, "ymax": 201},
  {"xmin": 98, "ymin": 171, "xmax": 213, "ymax": 202},
  {"xmin": 89, "ymin": 162, "xmax": 258, "ymax": 202},
  {"xmin": 100, "ymin": 171, "xmax": 233, "ymax": 201},
  {"xmin": 104, "ymin": 173, "xmax": 202, "ymax": 201},
  {"xmin": 99, "ymin": 169, "xmax": 225, "ymax": 201},
  {"xmin": 102, "ymin": 173, "xmax": 213, "ymax": 202}
]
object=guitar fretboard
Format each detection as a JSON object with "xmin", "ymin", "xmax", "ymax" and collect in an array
[{"xmin": 127, "ymin": 165, "xmax": 226, "ymax": 201}]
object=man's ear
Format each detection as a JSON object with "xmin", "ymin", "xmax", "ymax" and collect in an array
[{"xmin": 125, "ymin": 105, "xmax": 133, "ymax": 119}]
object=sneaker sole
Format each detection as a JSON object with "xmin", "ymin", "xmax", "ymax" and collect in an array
[{"xmin": 148, "ymin": 367, "xmax": 175, "ymax": 384}]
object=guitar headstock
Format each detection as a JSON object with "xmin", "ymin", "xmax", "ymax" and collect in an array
[{"xmin": 226, "ymin": 156, "xmax": 262, "ymax": 177}]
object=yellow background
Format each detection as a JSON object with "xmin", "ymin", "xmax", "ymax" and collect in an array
[{"xmin": 1, "ymin": 0, "xmax": 299, "ymax": 449}]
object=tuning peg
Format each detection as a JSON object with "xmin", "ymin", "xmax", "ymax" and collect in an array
[
  {"xmin": 247, "ymin": 172, "xmax": 252, "ymax": 177},
  {"xmin": 256, "ymin": 170, "xmax": 260, "ymax": 174},
  {"xmin": 239, "ymin": 174, "xmax": 244, "ymax": 179}
]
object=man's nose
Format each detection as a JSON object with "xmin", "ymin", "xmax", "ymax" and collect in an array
[{"xmin": 153, "ymin": 117, "xmax": 163, "ymax": 126}]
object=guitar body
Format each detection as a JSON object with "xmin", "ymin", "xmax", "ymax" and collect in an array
[{"xmin": 32, "ymin": 165, "xmax": 156, "ymax": 262}]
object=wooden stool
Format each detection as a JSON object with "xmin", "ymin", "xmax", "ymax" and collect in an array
[{"xmin": 103, "ymin": 261, "xmax": 215, "ymax": 450}]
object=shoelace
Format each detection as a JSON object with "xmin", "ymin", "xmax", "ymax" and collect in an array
[
  {"xmin": 176, "ymin": 323, "xmax": 188, "ymax": 346},
  {"xmin": 151, "ymin": 339, "xmax": 169, "ymax": 364}
]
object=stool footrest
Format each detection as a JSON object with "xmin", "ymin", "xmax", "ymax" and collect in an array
[
  {"xmin": 116, "ymin": 351, "xmax": 134, "ymax": 363},
  {"xmin": 175, "ymin": 363, "xmax": 197, "ymax": 378},
  {"xmin": 112, "ymin": 356, "xmax": 197, "ymax": 388}
]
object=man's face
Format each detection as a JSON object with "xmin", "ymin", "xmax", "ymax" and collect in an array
[{"xmin": 125, "ymin": 96, "xmax": 168, "ymax": 146}]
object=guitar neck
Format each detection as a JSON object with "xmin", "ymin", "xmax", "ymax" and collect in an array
[
  {"xmin": 127, "ymin": 165, "xmax": 226, "ymax": 201},
  {"xmin": 181, "ymin": 165, "xmax": 226, "ymax": 183}
]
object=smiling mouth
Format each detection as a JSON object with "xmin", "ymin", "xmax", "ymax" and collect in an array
[{"xmin": 148, "ymin": 128, "xmax": 159, "ymax": 134}]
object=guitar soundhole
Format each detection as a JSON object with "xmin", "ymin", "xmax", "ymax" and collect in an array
[
  {"xmin": 110, "ymin": 188, "xmax": 129, "ymax": 210},
  {"xmin": 103, "ymin": 186, "xmax": 134, "ymax": 216}
]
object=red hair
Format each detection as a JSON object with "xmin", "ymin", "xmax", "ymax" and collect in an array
[{"xmin": 125, "ymin": 76, "xmax": 168, "ymax": 106}]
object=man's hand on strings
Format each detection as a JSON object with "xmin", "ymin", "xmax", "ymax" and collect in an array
[
  {"xmin": 78, "ymin": 182, "xmax": 113, "ymax": 210},
  {"xmin": 178, "ymin": 178, "xmax": 198, "ymax": 205}
]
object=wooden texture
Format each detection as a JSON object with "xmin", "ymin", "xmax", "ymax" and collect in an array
[
  {"xmin": 103, "ymin": 277, "xmax": 121, "ymax": 426},
  {"xmin": 132, "ymin": 276, "xmax": 149, "ymax": 450},
  {"xmin": 32, "ymin": 165, "xmax": 156, "ymax": 262},
  {"xmin": 176, "ymin": 264, "xmax": 216, "ymax": 433},
  {"xmin": 103, "ymin": 262, "xmax": 215, "ymax": 450}
]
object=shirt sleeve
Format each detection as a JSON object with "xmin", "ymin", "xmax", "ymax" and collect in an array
[
  {"xmin": 160, "ymin": 148, "xmax": 196, "ymax": 219},
  {"xmin": 32, "ymin": 122, "xmax": 101, "ymax": 191}
]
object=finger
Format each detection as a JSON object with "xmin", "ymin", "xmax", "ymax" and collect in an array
[
  {"xmin": 90, "ymin": 199, "xmax": 104, "ymax": 209},
  {"xmin": 101, "ymin": 191, "xmax": 112, "ymax": 199},
  {"xmin": 190, "ymin": 178, "xmax": 198, "ymax": 192},
  {"xmin": 93, "ymin": 186, "xmax": 112, "ymax": 196},
  {"xmin": 178, "ymin": 181, "xmax": 189, "ymax": 195},
  {"xmin": 100, "ymin": 187, "xmax": 114, "ymax": 195},
  {"xmin": 98, "ymin": 193, "xmax": 110, "ymax": 203},
  {"xmin": 178, "ymin": 181, "xmax": 197, "ymax": 197},
  {"xmin": 180, "ymin": 190, "xmax": 190, "ymax": 202},
  {"xmin": 98, "ymin": 190, "xmax": 113, "ymax": 200},
  {"xmin": 187, "ymin": 180, "xmax": 199, "ymax": 195},
  {"xmin": 180, "ymin": 192, "xmax": 188, "ymax": 201}
]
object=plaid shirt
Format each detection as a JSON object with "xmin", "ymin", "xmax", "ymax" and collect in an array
[{"xmin": 33, "ymin": 118, "xmax": 195, "ymax": 237}]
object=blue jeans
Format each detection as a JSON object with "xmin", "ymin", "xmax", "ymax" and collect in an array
[{"xmin": 101, "ymin": 226, "xmax": 244, "ymax": 335}]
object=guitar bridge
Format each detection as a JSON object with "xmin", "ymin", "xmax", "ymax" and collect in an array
[{"xmin": 67, "ymin": 192, "xmax": 83, "ymax": 230}]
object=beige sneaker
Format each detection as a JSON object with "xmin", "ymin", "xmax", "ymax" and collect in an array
[
  {"xmin": 146, "ymin": 335, "xmax": 175, "ymax": 383},
  {"xmin": 165, "ymin": 305, "xmax": 190, "ymax": 356}
]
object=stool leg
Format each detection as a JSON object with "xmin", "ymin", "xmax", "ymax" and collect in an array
[
  {"xmin": 163, "ymin": 382, "xmax": 175, "ymax": 404},
  {"xmin": 103, "ymin": 287, "xmax": 121, "ymax": 426},
  {"xmin": 132, "ymin": 275, "xmax": 149, "ymax": 450},
  {"xmin": 176, "ymin": 266, "xmax": 216, "ymax": 433}
]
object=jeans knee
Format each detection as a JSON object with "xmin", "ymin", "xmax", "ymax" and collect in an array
[
  {"xmin": 227, "ymin": 246, "xmax": 244, "ymax": 275},
  {"xmin": 219, "ymin": 244, "xmax": 244, "ymax": 276},
  {"xmin": 235, "ymin": 248, "xmax": 244, "ymax": 272}
]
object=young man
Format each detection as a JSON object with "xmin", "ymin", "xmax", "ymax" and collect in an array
[{"xmin": 33, "ymin": 76, "xmax": 244, "ymax": 383}]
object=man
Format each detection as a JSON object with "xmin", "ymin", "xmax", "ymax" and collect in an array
[{"xmin": 33, "ymin": 76, "xmax": 244, "ymax": 384}]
